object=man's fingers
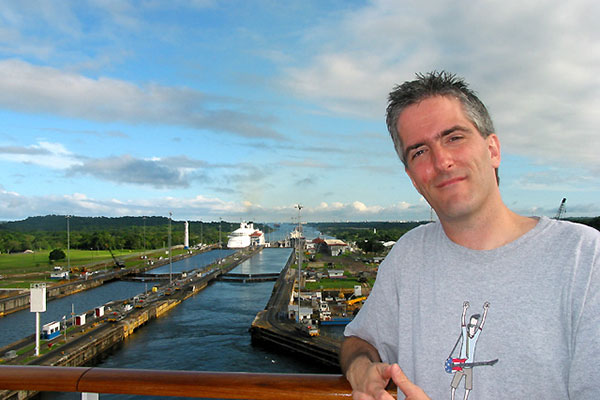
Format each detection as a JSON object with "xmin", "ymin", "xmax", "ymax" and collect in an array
[
  {"xmin": 389, "ymin": 364, "xmax": 431, "ymax": 400},
  {"xmin": 351, "ymin": 364, "xmax": 396, "ymax": 400}
]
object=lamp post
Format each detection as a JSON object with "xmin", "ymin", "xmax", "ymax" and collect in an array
[
  {"xmin": 168, "ymin": 212, "xmax": 173, "ymax": 284},
  {"xmin": 143, "ymin": 216, "xmax": 146, "ymax": 259},
  {"xmin": 219, "ymin": 217, "xmax": 222, "ymax": 249},
  {"xmin": 66, "ymin": 215, "xmax": 71, "ymax": 271},
  {"xmin": 295, "ymin": 204, "xmax": 303, "ymax": 323}
]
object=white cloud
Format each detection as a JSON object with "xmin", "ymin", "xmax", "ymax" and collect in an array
[
  {"xmin": 0, "ymin": 59, "xmax": 283, "ymax": 140},
  {"xmin": 282, "ymin": 0, "xmax": 600, "ymax": 172},
  {"xmin": 0, "ymin": 141, "xmax": 79, "ymax": 169},
  {"xmin": 0, "ymin": 184, "xmax": 430, "ymax": 222},
  {"xmin": 0, "ymin": 189, "xmax": 237, "ymax": 221}
]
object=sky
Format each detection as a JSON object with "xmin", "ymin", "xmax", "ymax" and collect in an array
[{"xmin": 0, "ymin": 0, "xmax": 598, "ymax": 223}]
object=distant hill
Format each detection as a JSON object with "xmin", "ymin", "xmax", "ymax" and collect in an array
[
  {"xmin": 0, "ymin": 215, "xmax": 208, "ymax": 232},
  {"xmin": 0, "ymin": 215, "xmax": 266, "ymax": 254}
]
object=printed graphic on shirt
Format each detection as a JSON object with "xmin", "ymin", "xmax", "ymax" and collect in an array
[{"xmin": 446, "ymin": 301, "xmax": 498, "ymax": 400}]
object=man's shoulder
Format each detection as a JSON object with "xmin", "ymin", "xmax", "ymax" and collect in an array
[
  {"xmin": 388, "ymin": 221, "xmax": 439, "ymax": 251},
  {"xmin": 543, "ymin": 217, "xmax": 600, "ymax": 241},
  {"xmin": 402, "ymin": 221, "xmax": 439, "ymax": 239},
  {"xmin": 538, "ymin": 217, "xmax": 600, "ymax": 256}
]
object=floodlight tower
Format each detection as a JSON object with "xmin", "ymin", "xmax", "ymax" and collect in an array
[
  {"xmin": 295, "ymin": 204, "xmax": 303, "ymax": 323},
  {"xmin": 168, "ymin": 212, "xmax": 173, "ymax": 283},
  {"xmin": 66, "ymin": 215, "xmax": 71, "ymax": 271},
  {"xmin": 143, "ymin": 216, "xmax": 146, "ymax": 259}
]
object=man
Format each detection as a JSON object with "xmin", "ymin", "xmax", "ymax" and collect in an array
[{"xmin": 340, "ymin": 71, "xmax": 600, "ymax": 399}]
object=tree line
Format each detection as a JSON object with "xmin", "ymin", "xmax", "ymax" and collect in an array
[
  {"xmin": 312, "ymin": 217, "xmax": 600, "ymax": 254},
  {"xmin": 0, "ymin": 215, "xmax": 263, "ymax": 254},
  {"xmin": 311, "ymin": 221, "xmax": 428, "ymax": 254}
]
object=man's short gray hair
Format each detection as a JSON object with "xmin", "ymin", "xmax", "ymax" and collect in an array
[{"xmin": 385, "ymin": 71, "xmax": 495, "ymax": 166}]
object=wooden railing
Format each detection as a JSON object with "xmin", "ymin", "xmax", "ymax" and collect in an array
[{"xmin": 0, "ymin": 366, "xmax": 355, "ymax": 399}]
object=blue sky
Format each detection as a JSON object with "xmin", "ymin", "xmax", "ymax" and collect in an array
[{"xmin": 0, "ymin": 1, "xmax": 598, "ymax": 223}]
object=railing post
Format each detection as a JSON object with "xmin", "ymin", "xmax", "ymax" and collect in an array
[{"xmin": 82, "ymin": 392, "xmax": 99, "ymax": 400}]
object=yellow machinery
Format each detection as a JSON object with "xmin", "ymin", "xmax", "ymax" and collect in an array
[{"xmin": 347, "ymin": 296, "xmax": 367, "ymax": 306}]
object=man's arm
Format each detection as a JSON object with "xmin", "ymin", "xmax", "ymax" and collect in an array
[
  {"xmin": 479, "ymin": 302, "xmax": 489, "ymax": 330},
  {"xmin": 340, "ymin": 335, "xmax": 382, "ymax": 376},
  {"xmin": 340, "ymin": 336, "xmax": 430, "ymax": 400}
]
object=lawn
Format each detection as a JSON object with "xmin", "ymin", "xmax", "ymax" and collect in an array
[
  {"xmin": 0, "ymin": 248, "xmax": 189, "ymax": 288},
  {"xmin": 0, "ymin": 249, "xmax": 141, "ymax": 275}
]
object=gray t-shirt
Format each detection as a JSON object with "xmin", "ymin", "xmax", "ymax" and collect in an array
[{"xmin": 345, "ymin": 216, "xmax": 600, "ymax": 399}]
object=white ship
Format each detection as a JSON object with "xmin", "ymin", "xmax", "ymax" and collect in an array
[{"xmin": 227, "ymin": 222, "xmax": 265, "ymax": 248}]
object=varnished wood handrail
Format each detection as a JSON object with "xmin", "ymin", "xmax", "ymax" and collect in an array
[{"xmin": 0, "ymin": 365, "xmax": 357, "ymax": 399}]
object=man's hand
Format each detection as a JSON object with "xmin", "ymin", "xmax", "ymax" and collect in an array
[
  {"xmin": 346, "ymin": 355, "xmax": 393, "ymax": 400},
  {"xmin": 347, "ymin": 357, "xmax": 430, "ymax": 400},
  {"xmin": 340, "ymin": 336, "xmax": 430, "ymax": 399},
  {"xmin": 390, "ymin": 364, "xmax": 431, "ymax": 400}
]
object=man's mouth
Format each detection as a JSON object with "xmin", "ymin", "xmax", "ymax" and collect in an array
[{"xmin": 436, "ymin": 176, "xmax": 466, "ymax": 189}]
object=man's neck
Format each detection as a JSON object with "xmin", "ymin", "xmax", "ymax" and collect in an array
[{"xmin": 439, "ymin": 199, "xmax": 538, "ymax": 250}]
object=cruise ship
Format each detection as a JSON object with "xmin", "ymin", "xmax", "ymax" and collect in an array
[{"xmin": 227, "ymin": 222, "xmax": 265, "ymax": 248}]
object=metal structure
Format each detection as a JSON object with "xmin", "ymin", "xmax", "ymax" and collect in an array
[
  {"xmin": 66, "ymin": 215, "xmax": 71, "ymax": 271},
  {"xmin": 169, "ymin": 211, "xmax": 173, "ymax": 283},
  {"xmin": 29, "ymin": 283, "xmax": 47, "ymax": 357},
  {"xmin": 107, "ymin": 248, "xmax": 125, "ymax": 269},
  {"xmin": 555, "ymin": 198, "xmax": 567, "ymax": 220},
  {"xmin": 295, "ymin": 204, "xmax": 303, "ymax": 323}
]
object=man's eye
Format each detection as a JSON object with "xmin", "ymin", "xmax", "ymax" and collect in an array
[
  {"xmin": 411, "ymin": 149, "xmax": 425, "ymax": 159},
  {"xmin": 449, "ymin": 135, "xmax": 463, "ymax": 142}
]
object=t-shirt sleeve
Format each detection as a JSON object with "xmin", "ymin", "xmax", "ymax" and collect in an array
[
  {"xmin": 568, "ymin": 230, "xmax": 600, "ymax": 398},
  {"xmin": 344, "ymin": 249, "xmax": 400, "ymax": 364}
]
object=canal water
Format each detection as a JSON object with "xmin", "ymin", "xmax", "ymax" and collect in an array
[
  {"xmin": 42, "ymin": 246, "xmax": 334, "ymax": 400},
  {"xmin": 4, "ymin": 223, "xmax": 337, "ymax": 399}
]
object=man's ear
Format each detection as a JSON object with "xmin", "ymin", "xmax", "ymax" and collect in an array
[{"xmin": 487, "ymin": 133, "xmax": 501, "ymax": 168}]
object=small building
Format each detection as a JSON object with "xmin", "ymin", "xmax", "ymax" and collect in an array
[
  {"xmin": 95, "ymin": 306, "xmax": 105, "ymax": 318},
  {"xmin": 250, "ymin": 231, "xmax": 264, "ymax": 246},
  {"xmin": 50, "ymin": 271, "xmax": 69, "ymax": 280},
  {"xmin": 328, "ymin": 270, "xmax": 345, "ymax": 279},
  {"xmin": 314, "ymin": 238, "xmax": 350, "ymax": 256},
  {"xmin": 287, "ymin": 306, "xmax": 314, "ymax": 322},
  {"xmin": 42, "ymin": 321, "xmax": 61, "ymax": 340},
  {"xmin": 75, "ymin": 313, "xmax": 86, "ymax": 326},
  {"xmin": 354, "ymin": 285, "xmax": 362, "ymax": 297}
]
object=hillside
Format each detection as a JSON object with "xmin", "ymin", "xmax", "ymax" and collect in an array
[{"xmin": 0, "ymin": 215, "xmax": 254, "ymax": 254}]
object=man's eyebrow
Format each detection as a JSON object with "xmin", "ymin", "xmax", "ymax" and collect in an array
[
  {"xmin": 440, "ymin": 125, "xmax": 470, "ymax": 137},
  {"xmin": 403, "ymin": 125, "xmax": 470, "ymax": 160}
]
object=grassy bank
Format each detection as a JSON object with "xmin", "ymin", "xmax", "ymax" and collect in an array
[{"xmin": 0, "ymin": 248, "xmax": 191, "ymax": 289}]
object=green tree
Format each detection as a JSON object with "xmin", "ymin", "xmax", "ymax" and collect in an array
[{"xmin": 49, "ymin": 248, "xmax": 66, "ymax": 261}]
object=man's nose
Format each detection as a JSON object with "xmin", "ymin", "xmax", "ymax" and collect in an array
[{"xmin": 432, "ymin": 146, "xmax": 454, "ymax": 171}]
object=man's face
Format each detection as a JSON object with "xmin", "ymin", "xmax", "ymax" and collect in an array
[
  {"xmin": 397, "ymin": 96, "xmax": 500, "ymax": 222},
  {"xmin": 468, "ymin": 316, "xmax": 479, "ymax": 337}
]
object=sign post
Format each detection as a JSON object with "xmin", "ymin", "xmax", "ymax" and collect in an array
[{"xmin": 30, "ymin": 283, "xmax": 47, "ymax": 356}]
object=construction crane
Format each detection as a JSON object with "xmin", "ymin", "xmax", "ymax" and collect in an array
[
  {"xmin": 107, "ymin": 246, "xmax": 126, "ymax": 269},
  {"xmin": 555, "ymin": 198, "xmax": 567, "ymax": 220}
]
